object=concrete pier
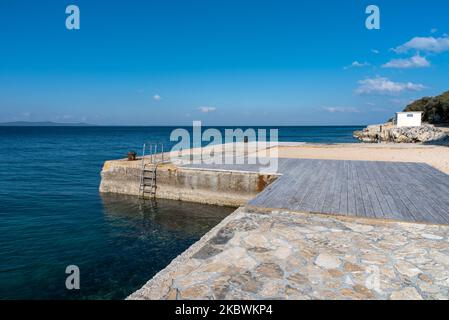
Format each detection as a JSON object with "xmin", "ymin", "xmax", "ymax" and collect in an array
[
  {"xmin": 99, "ymin": 143, "xmax": 449, "ymax": 300},
  {"xmin": 100, "ymin": 159, "xmax": 278, "ymax": 207}
]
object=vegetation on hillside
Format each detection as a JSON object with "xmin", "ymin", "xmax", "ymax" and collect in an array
[{"xmin": 404, "ymin": 91, "xmax": 449, "ymax": 124}]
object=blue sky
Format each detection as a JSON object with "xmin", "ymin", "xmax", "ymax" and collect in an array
[{"xmin": 1, "ymin": 0, "xmax": 449, "ymax": 125}]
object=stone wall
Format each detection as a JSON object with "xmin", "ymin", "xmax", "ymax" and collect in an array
[
  {"xmin": 129, "ymin": 207, "xmax": 449, "ymax": 300},
  {"xmin": 99, "ymin": 160, "xmax": 279, "ymax": 207}
]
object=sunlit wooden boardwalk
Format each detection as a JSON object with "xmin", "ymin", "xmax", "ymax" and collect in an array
[{"xmin": 182, "ymin": 158, "xmax": 449, "ymax": 225}]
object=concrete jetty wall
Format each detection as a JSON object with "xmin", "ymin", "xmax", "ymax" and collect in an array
[{"xmin": 99, "ymin": 159, "xmax": 278, "ymax": 207}]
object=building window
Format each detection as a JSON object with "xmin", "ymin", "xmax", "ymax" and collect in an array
[{"xmin": 407, "ymin": 114, "xmax": 414, "ymax": 117}]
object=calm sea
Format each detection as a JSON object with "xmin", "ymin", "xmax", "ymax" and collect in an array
[{"xmin": 0, "ymin": 126, "xmax": 362, "ymax": 299}]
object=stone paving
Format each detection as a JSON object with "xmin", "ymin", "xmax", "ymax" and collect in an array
[{"xmin": 129, "ymin": 207, "xmax": 449, "ymax": 300}]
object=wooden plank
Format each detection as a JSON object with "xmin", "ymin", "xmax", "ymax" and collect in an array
[
  {"xmin": 364, "ymin": 161, "xmax": 395, "ymax": 219},
  {"xmin": 339, "ymin": 161, "xmax": 349, "ymax": 215},
  {"xmin": 351, "ymin": 161, "xmax": 367, "ymax": 217},
  {"xmin": 373, "ymin": 162, "xmax": 404, "ymax": 220},
  {"xmin": 381, "ymin": 162, "xmax": 423, "ymax": 222},
  {"xmin": 289, "ymin": 160, "xmax": 322, "ymax": 212},
  {"xmin": 321, "ymin": 160, "xmax": 340, "ymax": 214},
  {"xmin": 264, "ymin": 160, "xmax": 310, "ymax": 209},
  {"xmin": 346, "ymin": 161, "xmax": 357, "ymax": 216},
  {"xmin": 312, "ymin": 161, "xmax": 332, "ymax": 213},
  {"xmin": 373, "ymin": 161, "xmax": 417, "ymax": 222},
  {"xmin": 394, "ymin": 163, "xmax": 449, "ymax": 224},
  {"xmin": 356, "ymin": 162, "xmax": 376, "ymax": 218},
  {"xmin": 329, "ymin": 160, "xmax": 344, "ymax": 214},
  {"xmin": 403, "ymin": 163, "xmax": 449, "ymax": 208},
  {"xmin": 301, "ymin": 160, "xmax": 332, "ymax": 212},
  {"xmin": 360, "ymin": 161, "xmax": 385, "ymax": 219},
  {"xmin": 186, "ymin": 158, "xmax": 449, "ymax": 224},
  {"xmin": 415, "ymin": 163, "xmax": 449, "ymax": 189}
]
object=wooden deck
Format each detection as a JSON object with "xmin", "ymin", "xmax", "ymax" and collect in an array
[{"xmin": 182, "ymin": 158, "xmax": 449, "ymax": 225}]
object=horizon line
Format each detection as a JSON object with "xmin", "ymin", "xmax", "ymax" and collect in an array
[{"xmin": 0, "ymin": 121, "xmax": 367, "ymax": 127}]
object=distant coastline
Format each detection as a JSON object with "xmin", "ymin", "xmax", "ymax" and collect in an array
[{"xmin": 0, "ymin": 121, "xmax": 97, "ymax": 127}]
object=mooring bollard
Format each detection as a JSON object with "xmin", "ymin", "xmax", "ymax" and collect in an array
[{"xmin": 127, "ymin": 151, "xmax": 137, "ymax": 161}]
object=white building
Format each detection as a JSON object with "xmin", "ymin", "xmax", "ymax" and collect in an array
[{"xmin": 395, "ymin": 112, "xmax": 423, "ymax": 127}]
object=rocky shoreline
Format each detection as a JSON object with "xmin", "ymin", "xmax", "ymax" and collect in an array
[{"xmin": 354, "ymin": 124, "xmax": 448, "ymax": 144}]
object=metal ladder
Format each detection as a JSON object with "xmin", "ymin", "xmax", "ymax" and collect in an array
[{"xmin": 139, "ymin": 143, "xmax": 164, "ymax": 199}]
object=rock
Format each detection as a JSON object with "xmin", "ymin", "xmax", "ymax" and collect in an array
[
  {"xmin": 429, "ymin": 250, "xmax": 449, "ymax": 266},
  {"xmin": 175, "ymin": 272, "xmax": 212, "ymax": 289},
  {"xmin": 259, "ymin": 281, "xmax": 285, "ymax": 297},
  {"xmin": 353, "ymin": 284, "xmax": 375, "ymax": 298},
  {"xmin": 394, "ymin": 261, "xmax": 423, "ymax": 278},
  {"xmin": 178, "ymin": 284, "xmax": 211, "ymax": 299},
  {"xmin": 343, "ymin": 222, "xmax": 374, "ymax": 233},
  {"xmin": 197, "ymin": 261, "xmax": 232, "ymax": 273},
  {"xmin": 344, "ymin": 275, "xmax": 354, "ymax": 286},
  {"xmin": 340, "ymin": 287, "xmax": 374, "ymax": 300},
  {"xmin": 285, "ymin": 285, "xmax": 311, "ymax": 299},
  {"xmin": 212, "ymin": 277, "xmax": 231, "ymax": 299},
  {"xmin": 353, "ymin": 123, "xmax": 393, "ymax": 143},
  {"xmin": 315, "ymin": 254, "xmax": 341, "ymax": 269},
  {"xmin": 210, "ymin": 228, "xmax": 234, "ymax": 245},
  {"xmin": 271, "ymin": 246, "xmax": 293, "ymax": 260},
  {"xmin": 192, "ymin": 244, "xmax": 223, "ymax": 260},
  {"xmin": 390, "ymin": 125, "xmax": 447, "ymax": 143},
  {"xmin": 361, "ymin": 254, "xmax": 389, "ymax": 265},
  {"xmin": 166, "ymin": 288, "xmax": 178, "ymax": 300},
  {"xmin": 421, "ymin": 233, "xmax": 444, "ymax": 240},
  {"xmin": 417, "ymin": 281, "xmax": 441, "ymax": 294},
  {"xmin": 287, "ymin": 273, "xmax": 310, "ymax": 285},
  {"xmin": 255, "ymin": 263, "xmax": 284, "ymax": 279},
  {"xmin": 390, "ymin": 287, "xmax": 423, "ymax": 300},
  {"xmin": 354, "ymin": 124, "xmax": 448, "ymax": 144},
  {"xmin": 344, "ymin": 262, "xmax": 364, "ymax": 273},
  {"xmin": 242, "ymin": 233, "xmax": 271, "ymax": 248},
  {"xmin": 328, "ymin": 269, "xmax": 344, "ymax": 277},
  {"xmin": 229, "ymin": 271, "xmax": 262, "ymax": 294},
  {"xmin": 418, "ymin": 274, "xmax": 432, "ymax": 283}
]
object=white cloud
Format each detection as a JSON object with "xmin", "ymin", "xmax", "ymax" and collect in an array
[
  {"xmin": 344, "ymin": 61, "xmax": 370, "ymax": 69},
  {"xmin": 198, "ymin": 106, "xmax": 216, "ymax": 113},
  {"xmin": 355, "ymin": 77, "xmax": 425, "ymax": 95},
  {"xmin": 352, "ymin": 61, "xmax": 369, "ymax": 67},
  {"xmin": 153, "ymin": 94, "xmax": 161, "ymax": 101},
  {"xmin": 382, "ymin": 54, "xmax": 430, "ymax": 69},
  {"xmin": 393, "ymin": 36, "xmax": 449, "ymax": 53},
  {"xmin": 371, "ymin": 49, "xmax": 380, "ymax": 54},
  {"xmin": 323, "ymin": 107, "xmax": 359, "ymax": 113}
]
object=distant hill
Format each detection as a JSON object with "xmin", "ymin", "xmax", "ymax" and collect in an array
[
  {"xmin": 0, "ymin": 121, "xmax": 96, "ymax": 127},
  {"xmin": 403, "ymin": 90, "xmax": 449, "ymax": 124}
]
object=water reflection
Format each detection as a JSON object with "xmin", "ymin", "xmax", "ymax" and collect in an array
[{"xmin": 100, "ymin": 193, "xmax": 236, "ymax": 238}]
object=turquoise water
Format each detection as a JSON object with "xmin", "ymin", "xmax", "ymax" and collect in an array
[{"xmin": 0, "ymin": 126, "xmax": 362, "ymax": 300}]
